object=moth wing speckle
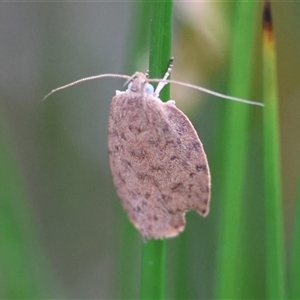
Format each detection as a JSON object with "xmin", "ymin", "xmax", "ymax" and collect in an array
[{"xmin": 108, "ymin": 73, "xmax": 211, "ymax": 239}]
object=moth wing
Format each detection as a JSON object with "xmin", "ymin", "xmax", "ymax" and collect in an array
[
  {"xmin": 108, "ymin": 93, "xmax": 211, "ymax": 239},
  {"xmin": 159, "ymin": 101, "xmax": 211, "ymax": 216}
]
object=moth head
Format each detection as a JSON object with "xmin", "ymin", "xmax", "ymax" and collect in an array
[{"xmin": 127, "ymin": 72, "xmax": 154, "ymax": 95}]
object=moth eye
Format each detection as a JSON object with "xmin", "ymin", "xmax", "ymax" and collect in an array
[{"xmin": 145, "ymin": 83, "xmax": 154, "ymax": 95}]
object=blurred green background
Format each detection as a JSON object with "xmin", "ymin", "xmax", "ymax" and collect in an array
[{"xmin": 1, "ymin": 2, "xmax": 300, "ymax": 299}]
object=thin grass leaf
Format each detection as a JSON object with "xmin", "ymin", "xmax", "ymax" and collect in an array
[
  {"xmin": 140, "ymin": 1, "xmax": 172, "ymax": 299},
  {"xmin": 0, "ymin": 114, "xmax": 52, "ymax": 298},
  {"xmin": 215, "ymin": 2, "xmax": 258, "ymax": 298},
  {"xmin": 289, "ymin": 171, "xmax": 300, "ymax": 298},
  {"xmin": 262, "ymin": 2, "xmax": 285, "ymax": 298}
]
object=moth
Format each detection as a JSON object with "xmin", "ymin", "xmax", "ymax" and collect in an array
[
  {"xmin": 43, "ymin": 58, "xmax": 263, "ymax": 239},
  {"xmin": 108, "ymin": 60, "xmax": 210, "ymax": 239}
]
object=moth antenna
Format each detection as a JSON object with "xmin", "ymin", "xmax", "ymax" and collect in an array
[
  {"xmin": 150, "ymin": 78, "xmax": 264, "ymax": 107},
  {"xmin": 154, "ymin": 57, "xmax": 174, "ymax": 97},
  {"xmin": 168, "ymin": 57, "xmax": 174, "ymax": 72},
  {"xmin": 145, "ymin": 69, "xmax": 150, "ymax": 78},
  {"xmin": 42, "ymin": 73, "xmax": 131, "ymax": 101},
  {"xmin": 43, "ymin": 70, "xmax": 264, "ymax": 107}
]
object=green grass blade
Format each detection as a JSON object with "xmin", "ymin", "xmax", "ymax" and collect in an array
[
  {"xmin": 215, "ymin": 2, "xmax": 258, "ymax": 298},
  {"xmin": 289, "ymin": 171, "xmax": 300, "ymax": 298},
  {"xmin": 0, "ymin": 114, "xmax": 52, "ymax": 298},
  {"xmin": 141, "ymin": 239, "xmax": 167, "ymax": 299},
  {"xmin": 140, "ymin": 1, "xmax": 172, "ymax": 299},
  {"xmin": 262, "ymin": 2, "xmax": 285, "ymax": 298}
]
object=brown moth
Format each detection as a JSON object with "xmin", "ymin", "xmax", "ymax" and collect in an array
[
  {"xmin": 108, "ymin": 61, "xmax": 210, "ymax": 239},
  {"xmin": 42, "ymin": 58, "xmax": 263, "ymax": 240}
]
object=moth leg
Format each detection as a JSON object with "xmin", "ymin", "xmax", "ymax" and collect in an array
[
  {"xmin": 154, "ymin": 57, "xmax": 174, "ymax": 97},
  {"xmin": 166, "ymin": 100, "xmax": 176, "ymax": 105}
]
